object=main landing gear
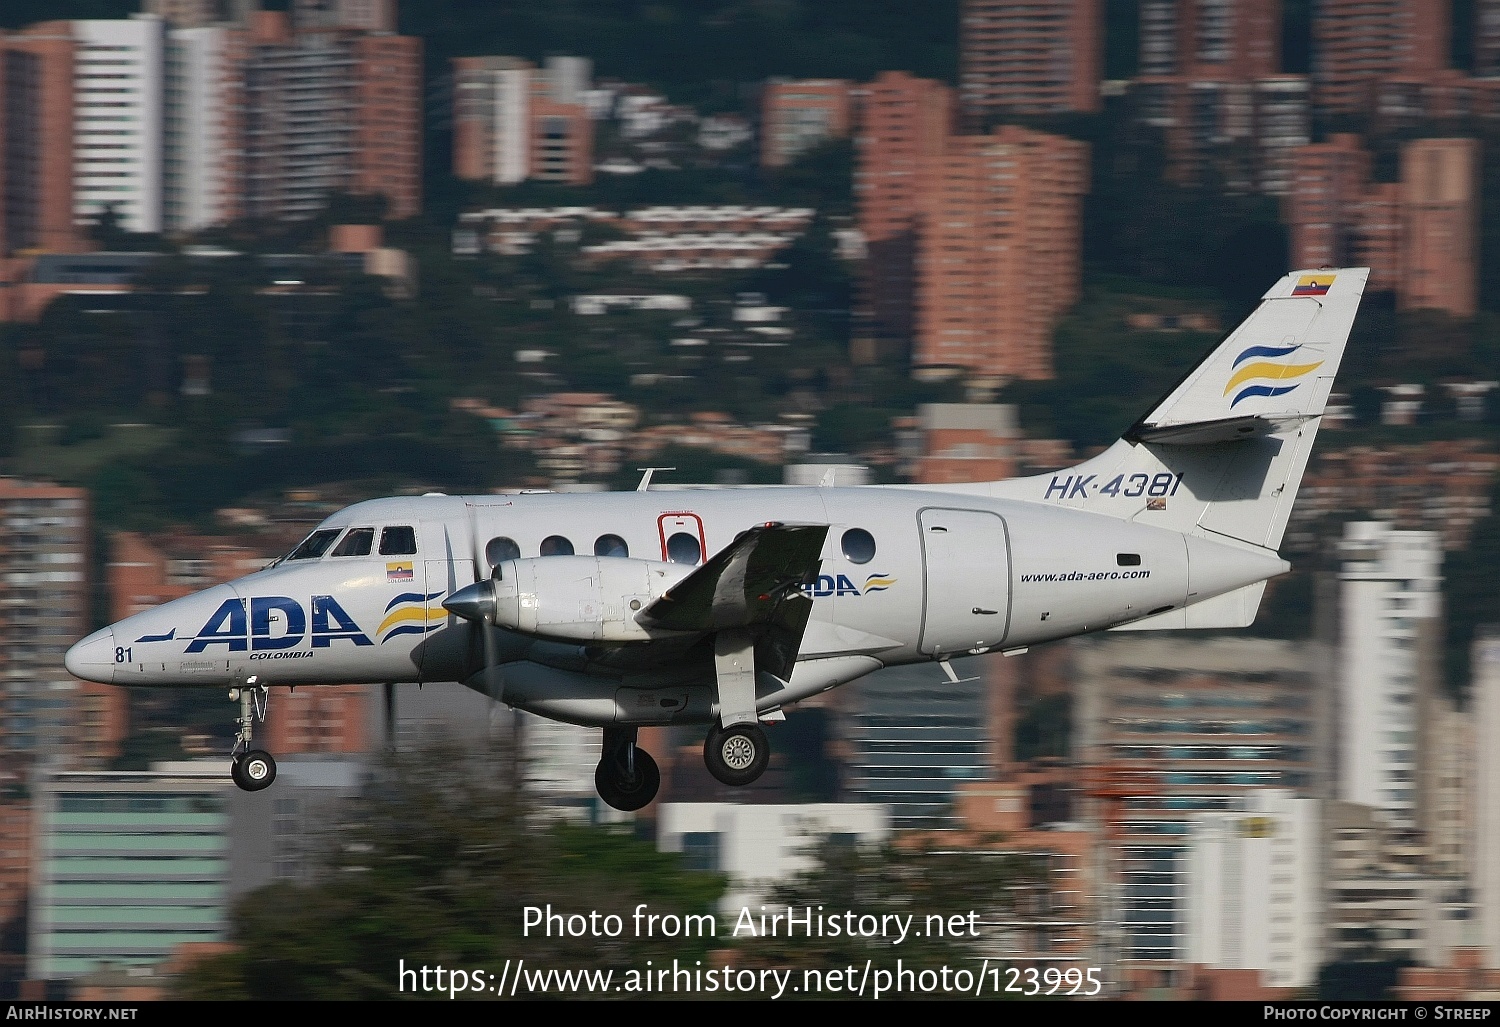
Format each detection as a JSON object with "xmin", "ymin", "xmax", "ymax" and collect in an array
[
  {"xmin": 229, "ymin": 678, "xmax": 277, "ymax": 793},
  {"xmin": 703, "ymin": 722, "xmax": 769, "ymax": 787},
  {"xmin": 595, "ymin": 727, "xmax": 660, "ymax": 812}
]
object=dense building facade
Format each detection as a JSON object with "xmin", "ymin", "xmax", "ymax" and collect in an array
[
  {"xmin": 1287, "ymin": 135, "xmax": 1478, "ymax": 312},
  {"xmin": 853, "ymin": 71, "xmax": 954, "ymax": 363},
  {"xmin": 72, "ymin": 17, "xmax": 167, "ymax": 235},
  {"xmin": 1183, "ymin": 789, "xmax": 1320, "ymax": 989},
  {"xmin": 958, "ymin": 0, "xmax": 1102, "ymax": 120},
  {"xmin": 0, "ymin": 24, "xmax": 79, "ymax": 255},
  {"xmin": 1400, "ymin": 137, "xmax": 1480, "ymax": 318},
  {"xmin": 452, "ymin": 56, "xmax": 594, "ymax": 187},
  {"xmin": 1336, "ymin": 522, "xmax": 1445, "ymax": 835},
  {"xmin": 1312, "ymin": 0, "xmax": 1449, "ymax": 114},
  {"xmin": 0, "ymin": 480, "xmax": 106, "ymax": 768},
  {"xmin": 760, "ymin": 79, "xmax": 852, "ymax": 169},
  {"xmin": 1073, "ymin": 636, "xmax": 1320, "ymax": 963},
  {"xmin": 1473, "ymin": 630, "xmax": 1500, "ymax": 968},
  {"xmin": 913, "ymin": 126, "xmax": 1088, "ymax": 378}
]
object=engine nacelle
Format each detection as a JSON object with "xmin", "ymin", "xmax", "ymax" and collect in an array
[{"xmin": 490, "ymin": 556, "xmax": 694, "ymax": 642}]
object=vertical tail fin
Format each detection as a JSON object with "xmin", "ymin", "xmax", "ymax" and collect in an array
[{"xmin": 991, "ymin": 267, "xmax": 1369, "ymax": 553}]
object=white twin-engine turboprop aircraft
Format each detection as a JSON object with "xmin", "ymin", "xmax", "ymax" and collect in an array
[{"xmin": 67, "ymin": 268, "xmax": 1368, "ymax": 810}]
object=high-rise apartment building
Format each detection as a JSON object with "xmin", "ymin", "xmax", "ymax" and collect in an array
[
  {"xmin": 1473, "ymin": 630, "xmax": 1500, "ymax": 968},
  {"xmin": 1183, "ymin": 789, "xmax": 1321, "ymax": 990},
  {"xmin": 348, "ymin": 31, "xmax": 421, "ymax": 215},
  {"xmin": 1139, "ymin": 0, "xmax": 1280, "ymax": 80},
  {"xmin": 239, "ymin": 9, "xmax": 420, "ymax": 222},
  {"xmin": 1480, "ymin": 0, "xmax": 1500, "ymax": 78},
  {"xmin": 1336, "ymin": 522, "xmax": 1443, "ymax": 834},
  {"xmin": 760, "ymin": 79, "xmax": 852, "ymax": 169},
  {"xmin": 1286, "ymin": 135, "xmax": 1477, "ymax": 309},
  {"xmin": 1287, "ymin": 133, "xmax": 1373, "ymax": 272},
  {"xmin": 72, "ymin": 17, "xmax": 167, "ymax": 235},
  {"xmin": 452, "ymin": 56, "xmax": 594, "ymax": 187},
  {"xmin": 164, "ymin": 25, "xmax": 243, "ymax": 232},
  {"xmin": 0, "ymin": 480, "xmax": 106, "ymax": 769},
  {"xmin": 959, "ymin": 0, "xmax": 1102, "ymax": 121},
  {"xmin": 0, "ymin": 24, "xmax": 79, "ymax": 255},
  {"xmin": 1072, "ymin": 636, "xmax": 1320, "ymax": 963},
  {"xmin": 1131, "ymin": 3, "xmax": 1308, "ymax": 197},
  {"xmin": 853, "ymin": 71, "xmax": 953, "ymax": 362},
  {"xmin": 293, "ymin": 0, "xmax": 396, "ymax": 33},
  {"xmin": 913, "ymin": 126, "xmax": 1088, "ymax": 378},
  {"xmin": 143, "ymin": 0, "xmax": 257, "ymax": 29},
  {"xmin": 1400, "ymin": 137, "xmax": 1479, "ymax": 318},
  {"xmin": 1312, "ymin": 0, "xmax": 1449, "ymax": 114}
]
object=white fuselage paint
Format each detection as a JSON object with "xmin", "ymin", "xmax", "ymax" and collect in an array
[{"xmin": 67, "ymin": 485, "xmax": 1287, "ymax": 727}]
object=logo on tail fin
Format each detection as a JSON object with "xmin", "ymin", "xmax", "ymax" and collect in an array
[{"xmin": 1224, "ymin": 343, "xmax": 1324, "ymax": 409}]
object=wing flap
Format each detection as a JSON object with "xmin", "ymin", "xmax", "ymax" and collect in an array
[{"xmin": 636, "ymin": 522, "xmax": 827, "ymax": 634}]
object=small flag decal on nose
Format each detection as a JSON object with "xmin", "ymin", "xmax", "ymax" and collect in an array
[{"xmin": 387, "ymin": 561, "xmax": 414, "ymax": 581}]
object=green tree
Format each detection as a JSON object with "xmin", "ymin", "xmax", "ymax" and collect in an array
[{"xmin": 173, "ymin": 742, "xmax": 725, "ymax": 999}]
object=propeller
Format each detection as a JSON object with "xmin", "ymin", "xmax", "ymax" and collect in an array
[{"xmin": 447, "ymin": 503, "xmax": 521, "ymax": 785}]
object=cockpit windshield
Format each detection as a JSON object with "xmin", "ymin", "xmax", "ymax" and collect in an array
[{"xmin": 285, "ymin": 528, "xmax": 343, "ymax": 561}]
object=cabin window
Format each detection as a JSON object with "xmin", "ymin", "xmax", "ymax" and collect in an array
[
  {"xmin": 486, "ymin": 536, "xmax": 521, "ymax": 567},
  {"xmin": 841, "ymin": 528, "xmax": 877, "ymax": 565},
  {"xmin": 379, "ymin": 525, "xmax": 418, "ymax": 556},
  {"xmin": 331, "ymin": 527, "xmax": 374, "ymax": 557},
  {"xmin": 666, "ymin": 531, "xmax": 701, "ymax": 565},
  {"xmin": 1117, "ymin": 553, "xmax": 1142, "ymax": 567},
  {"xmin": 540, "ymin": 535, "xmax": 575, "ymax": 557},
  {"xmin": 286, "ymin": 529, "xmax": 342, "ymax": 561},
  {"xmin": 594, "ymin": 534, "xmax": 629, "ymax": 558}
]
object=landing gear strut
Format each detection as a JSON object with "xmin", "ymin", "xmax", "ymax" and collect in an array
[
  {"xmin": 703, "ymin": 722, "xmax": 769, "ymax": 787},
  {"xmin": 595, "ymin": 727, "xmax": 659, "ymax": 812},
  {"xmin": 229, "ymin": 678, "xmax": 277, "ymax": 792}
]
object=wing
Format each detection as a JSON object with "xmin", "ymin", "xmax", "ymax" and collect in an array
[{"xmin": 635, "ymin": 522, "xmax": 826, "ymax": 681}]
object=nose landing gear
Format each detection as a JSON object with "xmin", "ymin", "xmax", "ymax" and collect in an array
[
  {"xmin": 594, "ymin": 727, "xmax": 659, "ymax": 812},
  {"xmin": 229, "ymin": 678, "xmax": 277, "ymax": 792}
]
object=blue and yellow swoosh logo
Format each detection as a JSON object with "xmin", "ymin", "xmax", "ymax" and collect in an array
[
  {"xmin": 863, "ymin": 573, "xmax": 896, "ymax": 593},
  {"xmin": 1224, "ymin": 344, "xmax": 1323, "ymax": 409},
  {"xmin": 379, "ymin": 591, "xmax": 446, "ymax": 642}
]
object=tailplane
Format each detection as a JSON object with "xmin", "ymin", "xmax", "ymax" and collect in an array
[{"xmin": 983, "ymin": 267, "xmax": 1370, "ymax": 627}]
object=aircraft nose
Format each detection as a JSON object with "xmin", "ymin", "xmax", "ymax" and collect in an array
[{"xmin": 66, "ymin": 627, "xmax": 116, "ymax": 684}]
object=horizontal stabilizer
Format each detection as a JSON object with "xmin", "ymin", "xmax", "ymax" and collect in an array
[{"xmin": 1128, "ymin": 413, "xmax": 1316, "ymax": 446}]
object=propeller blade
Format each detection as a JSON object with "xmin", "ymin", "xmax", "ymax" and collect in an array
[{"xmin": 384, "ymin": 681, "xmax": 396, "ymax": 750}]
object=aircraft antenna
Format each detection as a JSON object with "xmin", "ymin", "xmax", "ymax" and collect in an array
[{"xmin": 635, "ymin": 467, "xmax": 675, "ymax": 491}]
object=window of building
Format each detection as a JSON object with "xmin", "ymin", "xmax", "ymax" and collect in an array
[{"xmin": 681, "ymin": 831, "xmax": 720, "ymax": 871}]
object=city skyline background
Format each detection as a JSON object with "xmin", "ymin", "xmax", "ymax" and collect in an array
[{"xmin": 2, "ymin": 0, "xmax": 1500, "ymax": 1002}]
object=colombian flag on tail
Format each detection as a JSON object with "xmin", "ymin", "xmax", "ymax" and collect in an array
[{"xmin": 1292, "ymin": 273, "xmax": 1335, "ymax": 296}]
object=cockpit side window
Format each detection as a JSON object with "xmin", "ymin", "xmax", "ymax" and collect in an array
[
  {"xmin": 379, "ymin": 525, "xmax": 418, "ymax": 556},
  {"xmin": 286, "ymin": 528, "xmax": 343, "ymax": 561},
  {"xmin": 331, "ymin": 527, "xmax": 374, "ymax": 557}
]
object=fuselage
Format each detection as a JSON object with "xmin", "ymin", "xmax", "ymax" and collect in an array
[{"xmin": 66, "ymin": 485, "xmax": 1285, "ymax": 726}]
